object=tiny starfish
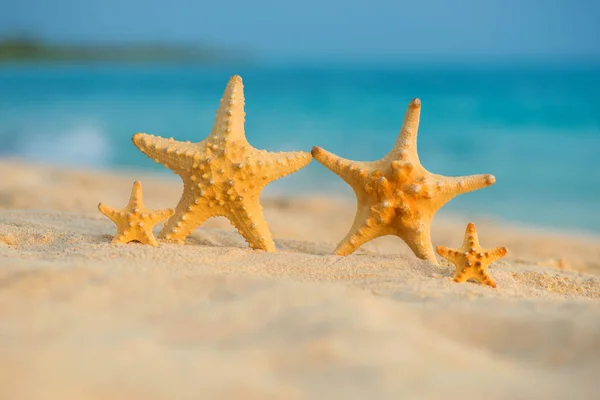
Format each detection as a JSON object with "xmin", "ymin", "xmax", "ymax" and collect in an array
[
  {"xmin": 436, "ymin": 223, "xmax": 507, "ymax": 288},
  {"xmin": 98, "ymin": 181, "xmax": 174, "ymax": 246},
  {"xmin": 312, "ymin": 98, "xmax": 496, "ymax": 264},
  {"xmin": 132, "ymin": 75, "xmax": 312, "ymax": 251}
]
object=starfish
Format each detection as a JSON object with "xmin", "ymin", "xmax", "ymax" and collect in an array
[
  {"xmin": 98, "ymin": 181, "xmax": 174, "ymax": 246},
  {"xmin": 436, "ymin": 223, "xmax": 507, "ymax": 288},
  {"xmin": 132, "ymin": 75, "xmax": 312, "ymax": 251},
  {"xmin": 311, "ymin": 98, "xmax": 496, "ymax": 264}
]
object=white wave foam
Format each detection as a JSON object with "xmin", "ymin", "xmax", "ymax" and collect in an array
[{"xmin": 17, "ymin": 123, "xmax": 111, "ymax": 167}]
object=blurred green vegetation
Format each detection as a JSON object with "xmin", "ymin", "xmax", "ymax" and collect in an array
[{"xmin": 0, "ymin": 37, "xmax": 247, "ymax": 63}]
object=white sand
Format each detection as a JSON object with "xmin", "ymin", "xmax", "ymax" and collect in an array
[{"xmin": 1, "ymin": 159, "xmax": 599, "ymax": 399}]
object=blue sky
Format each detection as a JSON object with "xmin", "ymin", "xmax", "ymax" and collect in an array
[{"xmin": 2, "ymin": 0, "xmax": 599, "ymax": 61}]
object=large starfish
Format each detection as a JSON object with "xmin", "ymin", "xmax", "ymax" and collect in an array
[
  {"xmin": 436, "ymin": 223, "xmax": 507, "ymax": 288},
  {"xmin": 98, "ymin": 181, "xmax": 174, "ymax": 246},
  {"xmin": 311, "ymin": 98, "xmax": 496, "ymax": 264},
  {"xmin": 132, "ymin": 75, "xmax": 312, "ymax": 251}
]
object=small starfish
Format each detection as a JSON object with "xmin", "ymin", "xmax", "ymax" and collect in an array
[
  {"xmin": 98, "ymin": 181, "xmax": 174, "ymax": 246},
  {"xmin": 132, "ymin": 75, "xmax": 312, "ymax": 251},
  {"xmin": 312, "ymin": 98, "xmax": 495, "ymax": 264},
  {"xmin": 436, "ymin": 223, "xmax": 507, "ymax": 288}
]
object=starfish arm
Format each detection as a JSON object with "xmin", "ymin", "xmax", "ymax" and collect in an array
[
  {"xmin": 436, "ymin": 245, "xmax": 463, "ymax": 264},
  {"xmin": 226, "ymin": 198, "xmax": 276, "ymax": 252},
  {"xmin": 399, "ymin": 226, "xmax": 438, "ymax": 265},
  {"xmin": 439, "ymin": 174, "xmax": 496, "ymax": 198},
  {"xmin": 249, "ymin": 150, "xmax": 312, "ymax": 185},
  {"xmin": 138, "ymin": 229, "xmax": 159, "ymax": 247},
  {"xmin": 452, "ymin": 269, "xmax": 469, "ymax": 283},
  {"xmin": 333, "ymin": 199, "xmax": 396, "ymax": 256},
  {"xmin": 334, "ymin": 222, "xmax": 390, "ymax": 256},
  {"xmin": 148, "ymin": 209, "xmax": 175, "ymax": 224},
  {"xmin": 111, "ymin": 232, "xmax": 129, "ymax": 244},
  {"xmin": 146, "ymin": 236, "xmax": 159, "ymax": 247},
  {"xmin": 476, "ymin": 271, "xmax": 497, "ymax": 288},
  {"xmin": 127, "ymin": 181, "xmax": 144, "ymax": 209},
  {"xmin": 132, "ymin": 133, "xmax": 199, "ymax": 175},
  {"xmin": 209, "ymin": 75, "xmax": 248, "ymax": 144},
  {"xmin": 462, "ymin": 222, "xmax": 481, "ymax": 248},
  {"xmin": 453, "ymin": 262, "xmax": 497, "ymax": 288},
  {"xmin": 487, "ymin": 247, "xmax": 508, "ymax": 263},
  {"xmin": 159, "ymin": 190, "xmax": 214, "ymax": 243},
  {"xmin": 98, "ymin": 203, "xmax": 119, "ymax": 223},
  {"xmin": 452, "ymin": 266, "xmax": 497, "ymax": 287},
  {"xmin": 387, "ymin": 98, "xmax": 421, "ymax": 161},
  {"xmin": 311, "ymin": 146, "xmax": 371, "ymax": 187}
]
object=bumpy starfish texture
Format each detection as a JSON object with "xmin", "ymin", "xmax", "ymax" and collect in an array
[
  {"xmin": 436, "ymin": 223, "xmax": 507, "ymax": 288},
  {"xmin": 132, "ymin": 75, "xmax": 312, "ymax": 251},
  {"xmin": 98, "ymin": 181, "xmax": 174, "ymax": 246},
  {"xmin": 311, "ymin": 98, "xmax": 496, "ymax": 264}
]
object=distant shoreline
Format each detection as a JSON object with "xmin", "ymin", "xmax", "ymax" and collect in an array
[{"xmin": 0, "ymin": 38, "xmax": 251, "ymax": 64}]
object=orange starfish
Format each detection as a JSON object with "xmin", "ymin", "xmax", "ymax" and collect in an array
[
  {"xmin": 132, "ymin": 75, "xmax": 312, "ymax": 251},
  {"xmin": 436, "ymin": 223, "xmax": 508, "ymax": 288},
  {"xmin": 98, "ymin": 181, "xmax": 174, "ymax": 246},
  {"xmin": 311, "ymin": 98, "xmax": 495, "ymax": 264}
]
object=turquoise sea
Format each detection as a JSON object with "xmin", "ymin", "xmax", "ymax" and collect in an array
[{"xmin": 0, "ymin": 63, "xmax": 599, "ymax": 233}]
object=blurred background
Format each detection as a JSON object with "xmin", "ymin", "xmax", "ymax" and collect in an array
[{"xmin": 0, "ymin": 0, "xmax": 599, "ymax": 232}]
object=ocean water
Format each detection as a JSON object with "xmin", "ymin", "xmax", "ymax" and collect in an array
[{"xmin": 0, "ymin": 63, "xmax": 599, "ymax": 233}]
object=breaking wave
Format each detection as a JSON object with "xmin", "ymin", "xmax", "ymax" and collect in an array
[{"xmin": 13, "ymin": 123, "xmax": 112, "ymax": 168}]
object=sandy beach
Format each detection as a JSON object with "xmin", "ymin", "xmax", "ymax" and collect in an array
[{"xmin": 1, "ymin": 159, "xmax": 599, "ymax": 399}]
